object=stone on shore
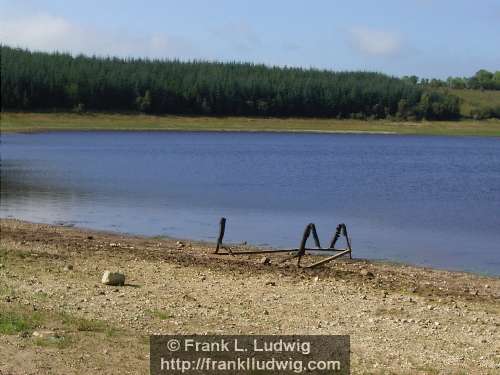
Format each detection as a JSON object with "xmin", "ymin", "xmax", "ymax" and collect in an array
[
  {"xmin": 360, "ymin": 269, "xmax": 375, "ymax": 278},
  {"xmin": 259, "ymin": 256, "xmax": 271, "ymax": 265},
  {"xmin": 101, "ymin": 271, "xmax": 125, "ymax": 286}
]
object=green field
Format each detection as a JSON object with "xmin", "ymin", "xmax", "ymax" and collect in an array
[
  {"xmin": 1, "ymin": 112, "xmax": 499, "ymax": 136},
  {"xmin": 449, "ymin": 89, "xmax": 500, "ymax": 117}
]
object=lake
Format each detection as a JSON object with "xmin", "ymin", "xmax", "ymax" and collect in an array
[{"xmin": 1, "ymin": 131, "xmax": 499, "ymax": 275}]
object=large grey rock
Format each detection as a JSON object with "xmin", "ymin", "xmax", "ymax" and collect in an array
[{"xmin": 101, "ymin": 271, "xmax": 125, "ymax": 286}]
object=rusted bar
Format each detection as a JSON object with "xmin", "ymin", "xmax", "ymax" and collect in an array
[
  {"xmin": 298, "ymin": 224, "xmax": 312, "ymax": 255},
  {"xmin": 278, "ymin": 223, "xmax": 312, "ymax": 266},
  {"xmin": 217, "ymin": 247, "xmax": 343, "ymax": 255},
  {"xmin": 329, "ymin": 224, "xmax": 342, "ymax": 249},
  {"xmin": 217, "ymin": 248, "xmax": 348, "ymax": 256},
  {"xmin": 342, "ymin": 224, "xmax": 353, "ymax": 259},
  {"xmin": 217, "ymin": 248, "xmax": 295, "ymax": 255},
  {"xmin": 213, "ymin": 218, "xmax": 353, "ymax": 268},
  {"xmin": 296, "ymin": 223, "xmax": 314, "ymax": 266},
  {"xmin": 214, "ymin": 217, "xmax": 226, "ymax": 253},
  {"xmin": 305, "ymin": 249, "xmax": 351, "ymax": 268},
  {"xmin": 215, "ymin": 217, "xmax": 233, "ymax": 254},
  {"xmin": 310, "ymin": 223, "xmax": 321, "ymax": 248}
]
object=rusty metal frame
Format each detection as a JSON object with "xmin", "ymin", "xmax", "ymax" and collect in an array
[{"xmin": 213, "ymin": 217, "xmax": 352, "ymax": 268}]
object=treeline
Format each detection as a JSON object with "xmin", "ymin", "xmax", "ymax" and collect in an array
[
  {"xmin": 0, "ymin": 45, "xmax": 462, "ymax": 120},
  {"xmin": 403, "ymin": 69, "xmax": 500, "ymax": 90}
]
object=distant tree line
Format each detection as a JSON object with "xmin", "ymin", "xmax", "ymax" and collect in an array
[
  {"xmin": 402, "ymin": 70, "xmax": 500, "ymax": 120},
  {"xmin": 402, "ymin": 69, "xmax": 500, "ymax": 90},
  {"xmin": 0, "ymin": 45, "xmax": 464, "ymax": 120}
]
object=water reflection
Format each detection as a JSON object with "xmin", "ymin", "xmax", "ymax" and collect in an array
[{"xmin": 1, "ymin": 131, "xmax": 499, "ymax": 274}]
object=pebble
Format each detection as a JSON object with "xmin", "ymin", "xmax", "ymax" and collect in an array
[
  {"xmin": 32, "ymin": 330, "xmax": 58, "ymax": 339},
  {"xmin": 360, "ymin": 269, "xmax": 375, "ymax": 278},
  {"xmin": 259, "ymin": 256, "xmax": 271, "ymax": 265}
]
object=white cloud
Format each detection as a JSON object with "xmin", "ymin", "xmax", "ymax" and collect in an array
[
  {"xmin": 0, "ymin": 11, "xmax": 197, "ymax": 59},
  {"xmin": 348, "ymin": 27, "xmax": 402, "ymax": 57}
]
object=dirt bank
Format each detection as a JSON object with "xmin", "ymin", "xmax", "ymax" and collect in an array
[{"xmin": 0, "ymin": 219, "xmax": 498, "ymax": 374}]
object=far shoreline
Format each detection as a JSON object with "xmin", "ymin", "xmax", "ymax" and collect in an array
[{"xmin": 1, "ymin": 111, "xmax": 500, "ymax": 136}]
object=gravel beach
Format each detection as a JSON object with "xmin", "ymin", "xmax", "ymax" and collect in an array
[{"xmin": 0, "ymin": 219, "xmax": 498, "ymax": 374}]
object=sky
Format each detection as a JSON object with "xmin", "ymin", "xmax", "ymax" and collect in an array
[{"xmin": 1, "ymin": 0, "xmax": 499, "ymax": 78}]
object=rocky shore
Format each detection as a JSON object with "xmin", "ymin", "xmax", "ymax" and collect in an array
[{"xmin": 0, "ymin": 219, "xmax": 498, "ymax": 374}]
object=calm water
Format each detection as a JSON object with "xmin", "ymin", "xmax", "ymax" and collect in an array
[{"xmin": 1, "ymin": 131, "xmax": 499, "ymax": 275}]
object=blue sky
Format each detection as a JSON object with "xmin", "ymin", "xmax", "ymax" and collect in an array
[{"xmin": 1, "ymin": 0, "xmax": 499, "ymax": 78}]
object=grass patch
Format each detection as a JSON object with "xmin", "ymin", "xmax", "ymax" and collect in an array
[
  {"xmin": 147, "ymin": 309, "xmax": 174, "ymax": 320},
  {"xmin": 0, "ymin": 247, "xmax": 31, "ymax": 262},
  {"xmin": 34, "ymin": 335, "xmax": 73, "ymax": 349},
  {"xmin": 59, "ymin": 312, "xmax": 109, "ymax": 332},
  {"xmin": 0, "ymin": 301, "xmax": 131, "ymax": 357},
  {"xmin": 413, "ymin": 366, "xmax": 440, "ymax": 375},
  {"xmin": 374, "ymin": 307, "xmax": 406, "ymax": 318},
  {"xmin": 449, "ymin": 89, "xmax": 500, "ymax": 117},
  {"xmin": 13, "ymin": 251, "xmax": 29, "ymax": 259},
  {"xmin": 0, "ymin": 285, "xmax": 16, "ymax": 297},
  {"xmin": 0, "ymin": 309, "xmax": 41, "ymax": 334},
  {"xmin": 1, "ymin": 112, "xmax": 499, "ymax": 136},
  {"xmin": 105, "ymin": 326, "xmax": 121, "ymax": 337},
  {"xmin": 0, "ymin": 304, "xmax": 116, "ymax": 336},
  {"xmin": 33, "ymin": 291, "xmax": 49, "ymax": 301},
  {"xmin": 74, "ymin": 318, "xmax": 108, "ymax": 332}
]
